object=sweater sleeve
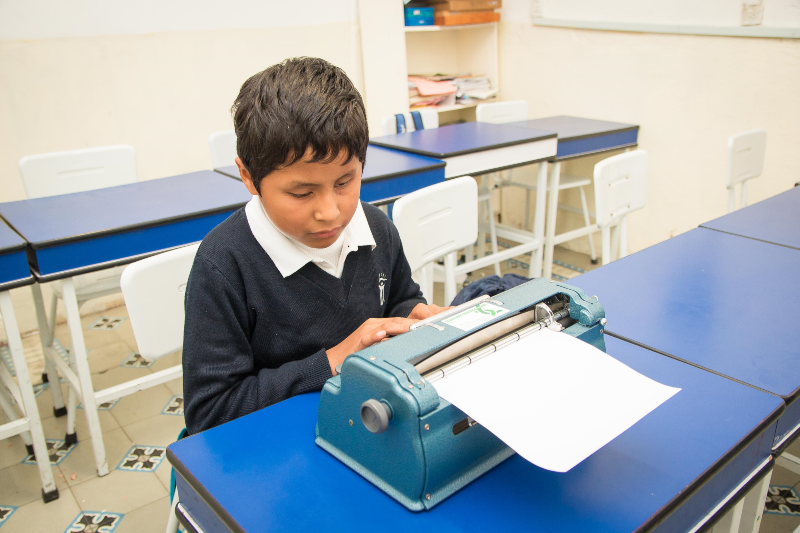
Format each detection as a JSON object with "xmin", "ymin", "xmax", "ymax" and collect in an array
[
  {"xmin": 384, "ymin": 222, "xmax": 426, "ymax": 318},
  {"xmin": 182, "ymin": 256, "xmax": 332, "ymax": 435}
]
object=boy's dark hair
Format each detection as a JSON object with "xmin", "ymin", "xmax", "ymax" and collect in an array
[{"xmin": 231, "ymin": 57, "xmax": 369, "ymax": 193}]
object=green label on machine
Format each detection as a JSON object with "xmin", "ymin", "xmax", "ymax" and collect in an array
[{"xmin": 442, "ymin": 303, "xmax": 510, "ymax": 332}]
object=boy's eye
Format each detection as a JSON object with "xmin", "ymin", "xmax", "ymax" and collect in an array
[
  {"xmin": 289, "ymin": 191, "xmax": 312, "ymax": 199},
  {"xmin": 336, "ymin": 179, "xmax": 352, "ymax": 188}
]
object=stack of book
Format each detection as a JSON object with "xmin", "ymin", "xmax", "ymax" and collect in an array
[
  {"xmin": 408, "ymin": 74, "xmax": 498, "ymax": 108},
  {"xmin": 405, "ymin": 0, "xmax": 501, "ymax": 26}
]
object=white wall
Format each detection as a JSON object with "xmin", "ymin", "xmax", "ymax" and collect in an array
[
  {"xmin": 497, "ymin": 0, "xmax": 800, "ymax": 256},
  {"xmin": 0, "ymin": 0, "xmax": 372, "ymax": 335},
  {"xmin": 533, "ymin": 0, "xmax": 800, "ymax": 28},
  {"xmin": 0, "ymin": 0, "xmax": 363, "ymax": 205}
]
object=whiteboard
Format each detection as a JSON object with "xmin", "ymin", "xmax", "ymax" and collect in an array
[{"xmin": 532, "ymin": 0, "xmax": 800, "ymax": 37}]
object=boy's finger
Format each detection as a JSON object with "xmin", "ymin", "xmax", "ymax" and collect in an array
[
  {"xmin": 361, "ymin": 329, "xmax": 386, "ymax": 349},
  {"xmin": 388, "ymin": 317, "xmax": 418, "ymax": 326},
  {"xmin": 380, "ymin": 323, "xmax": 413, "ymax": 337}
]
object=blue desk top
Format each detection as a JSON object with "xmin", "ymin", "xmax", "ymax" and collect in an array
[
  {"xmin": 169, "ymin": 336, "xmax": 781, "ymax": 533},
  {"xmin": 369, "ymin": 122, "xmax": 556, "ymax": 159},
  {"xmin": 573, "ymin": 227, "xmax": 800, "ymax": 398},
  {"xmin": 215, "ymin": 145, "xmax": 445, "ymax": 184},
  {"xmin": 701, "ymin": 186, "xmax": 800, "ymax": 251},
  {"xmin": 0, "ymin": 221, "xmax": 33, "ymax": 291},
  {"xmin": 0, "ymin": 171, "xmax": 251, "ymax": 248},
  {"xmin": 0, "ymin": 221, "xmax": 26, "ymax": 254},
  {"xmin": 510, "ymin": 116, "xmax": 638, "ymax": 141},
  {"xmin": 508, "ymin": 116, "xmax": 639, "ymax": 161}
]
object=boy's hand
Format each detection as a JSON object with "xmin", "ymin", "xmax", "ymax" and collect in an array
[
  {"xmin": 326, "ymin": 317, "xmax": 418, "ymax": 375},
  {"xmin": 408, "ymin": 303, "xmax": 453, "ymax": 321}
]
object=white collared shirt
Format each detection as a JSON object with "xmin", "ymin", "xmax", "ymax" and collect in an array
[{"xmin": 244, "ymin": 196, "xmax": 376, "ymax": 278}]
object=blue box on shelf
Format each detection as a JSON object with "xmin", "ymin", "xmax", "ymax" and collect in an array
[{"xmin": 405, "ymin": 7, "xmax": 434, "ymax": 26}]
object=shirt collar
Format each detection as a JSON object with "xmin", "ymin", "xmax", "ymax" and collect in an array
[{"xmin": 245, "ymin": 196, "xmax": 376, "ymax": 278}]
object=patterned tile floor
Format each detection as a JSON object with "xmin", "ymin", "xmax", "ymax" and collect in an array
[
  {"xmin": 0, "ymin": 246, "xmax": 799, "ymax": 532},
  {"xmin": 0, "ymin": 304, "xmax": 182, "ymax": 533}
]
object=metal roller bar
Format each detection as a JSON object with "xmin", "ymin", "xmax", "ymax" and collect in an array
[{"xmin": 422, "ymin": 306, "xmax": 570, "ymax": 383}]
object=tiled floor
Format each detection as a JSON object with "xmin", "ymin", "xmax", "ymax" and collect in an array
[
  {"xmin": 0, "ymin": 304, "xmax": 182, "ymax": 533},
  {"xmin": 0, "ymin": 246, "xmax": 799, "ymax": 532}
]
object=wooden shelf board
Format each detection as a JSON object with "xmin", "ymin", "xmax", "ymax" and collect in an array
[{"xmin": 404, "ymin": 22, "xmax": 497, "ymax": 33}]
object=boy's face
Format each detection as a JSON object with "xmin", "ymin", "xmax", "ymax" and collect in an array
[{"xmin": 237, "ymin": 149, "xmax": 362, "ymax": 249}]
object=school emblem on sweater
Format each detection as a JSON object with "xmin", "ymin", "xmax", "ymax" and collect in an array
[{"xmin": 378, "ymin": 273, "xmax": 387, "ymax": 305}]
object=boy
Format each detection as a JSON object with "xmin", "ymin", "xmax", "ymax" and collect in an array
[{"xmin": 183, "ymin": 57, "xmax": 446, "ymax": 435}]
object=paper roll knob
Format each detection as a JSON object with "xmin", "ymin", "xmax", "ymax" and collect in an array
[{"xmin": 361, "ymin": 400, "xmax": 393, "ymax": 434}]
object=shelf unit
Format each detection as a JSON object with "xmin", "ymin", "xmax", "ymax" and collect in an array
[{"xmin": 404, "ymin": 21, "xmax": 499, "ymax": 123}]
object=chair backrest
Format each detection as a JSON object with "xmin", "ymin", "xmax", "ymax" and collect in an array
[
  {"xmin": 727, "ymin": 129, "xmax": 766, "ymax": 189},
  {"xmin": 18, "ymin": 145, "xmax": 137, "ymax": 199},
  {"xmin": 209, "ymin": 129, "xmax": 237, "ymax": 168},
  {"xmin": 380, "ymin": 109, "xmax": 439, "ymax": 135},
  {"xmin": 475, "ymin": 100, "xmax": 529, "ymax": 124},
  {"xmin": 392, "ymin": 177, "xmax": 478, "ymax": 273},
  {"xmin": 120, "ymin": 243, "xmax": 200, "ymax": 362},
  {"xmin": 593, "ymin": 150, "xmax": 649, "ymax": 228}
]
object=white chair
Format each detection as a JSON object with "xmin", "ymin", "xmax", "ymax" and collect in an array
[
  {"xmin": 380, "ymin": 109, "xmax": 438, "ymax": 136},
  {"xmin": 120, "ymin": 243, "xmax": 199, "ymax": 533},
  {"xmin": 209, "ymin": 129, "xmax": 237, "ymax": 169},
  {"xmin": 393, "ymin": 177, "xmax": 478, "ymax": 305},
  {"xmin": 19, "ymin": 146, "xmax": 137, "ymax": 384},
  {"xmin": 727, "ymin": 129, "xmax": 766, "ymax": 213},
  {"xmin": 476, "ymin": 101, "xmax": 598, "ymax": 265},
  {"xmin": 593, "ymin": 150, "xmax": 649, "ymax": 265},
  {"xmin": 394, "ymin": 177, "xmax": 544, "ymax": 305}
]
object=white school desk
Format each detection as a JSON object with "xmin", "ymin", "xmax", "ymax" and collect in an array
[
  {"xmin": 0, "ymin": 221, "xmax": 58, "ymax": 502},
  {"xmin": 370, "ymin": 122, "xmax": 558, "ymax": 279},
  {"xmin": 0, "ymin": 171, "xmax": 252, "ymax": 476},
  {"xmin": 506, "ymin": 116, "xmax": 639, "ymax": 280}
]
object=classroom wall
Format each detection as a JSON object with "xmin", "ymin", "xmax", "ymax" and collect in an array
[
  {"xmin": 496, "ymin": 0, "xmax": 800, "ymax": 255},
  {"xmin": 0, "ymin": 0, "xmax": 371, "ymax": 335}
]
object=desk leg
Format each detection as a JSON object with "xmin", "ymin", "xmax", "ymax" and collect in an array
[
  {"xmin": 30, "ymin": 284, "xmax": 66, "ymax": 417},
  {"xmin": 530, "ymin": 162, "xmax": 548, "ymax": 278},
  {"xmin": 0, "ymin": 291, "xmax": 59, "ymax": 501},
  {"xmin": 542, "ymin": 162, "xmax": 561, "ymax": 280},
  {"xmin": 739, "ymin": 468, "xmax": 771, "ymax": 533},
  {"xmin": 61, "ymin": 278, "xmax": 109, "ymax": 476}
]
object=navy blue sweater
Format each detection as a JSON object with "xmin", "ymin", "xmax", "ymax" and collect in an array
[{"xmin": 182, "ymin": 202, "xmax": 425, "ymax": 434}]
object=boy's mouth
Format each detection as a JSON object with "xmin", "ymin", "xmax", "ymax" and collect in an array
[{"xmin": 310, "ymin": 227, "xmax": 341, "ymax": 240}]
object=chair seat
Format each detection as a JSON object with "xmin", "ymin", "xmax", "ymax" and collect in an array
[{"xmin": 496, "ymin": 174, "xmax": 591, "ymax": 191}]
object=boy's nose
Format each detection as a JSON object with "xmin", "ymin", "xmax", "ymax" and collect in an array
[{"xmin": 314, "ymin": 193, "xmax": 340, "ymax": 222}]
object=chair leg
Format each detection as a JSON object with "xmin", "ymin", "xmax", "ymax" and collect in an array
[
  {"xmin": 578, "ymin": 187, "xmax": 598, "ymax": 264},
  {"xmin": 0, "ymin": 291, "xmax": 59, "ymax": 502},
  {"xmin": 0, "ymin": 384, "xmax": 34, "ymax": 453},
  {"xmin": 486, "ymin": 199, "xmax": 501, "ymax": 277},
  {"xmin": 728, "ymin": 188, "xmax": 736, "ymax": 213},
  {"xmin": 65, "ymin": 335, "xmax": 78, "ymax": 445},
  {"xmin": 444, "ymin": 252, "xmax": 458, "ymax": 306},
  {"xmin": 611, "ymin": 223, "xmax": 621, "ymax": 263},
  {"xmin": 61, "ymin": 278, "xmax": 108, "ymax": 476},
  {"xmin": 30, "ymin": 285, "xmax": 66, "ymax": 417},
  {"xmin": 741, "ymin": 181, "xmax": 748, "ymax": 209},
  {"xmin": 619, "ymin": 217, "xmax": 629, "ymax": 259},
  {"xmin": 166, "ymin": 490, "xmax": 180, "ymax": 533},
  {"xmin": 524, "ymin": 189, "xmax": 531, "ymax": 232},
  {"xmin": 47, "ymin": 292, "xmax": 58, "ymax": 347},
  {"xmin": 601, "ymin": 226, "xmax": 612, "ymax": 266}
]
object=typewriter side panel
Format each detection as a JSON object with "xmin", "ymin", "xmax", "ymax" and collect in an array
[{"xmin": 316, "ymin": 356, "xmax": 430, "ymax": 511}]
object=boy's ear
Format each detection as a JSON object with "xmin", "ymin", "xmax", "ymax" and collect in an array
[{"xmin": 236, "ymin": 157, "xmax": 260, "ymax": 196}]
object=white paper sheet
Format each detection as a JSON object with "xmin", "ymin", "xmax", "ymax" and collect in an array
[{"xmin": 433, "ymin": 328, "xmax": 680, "ymax": 472}]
